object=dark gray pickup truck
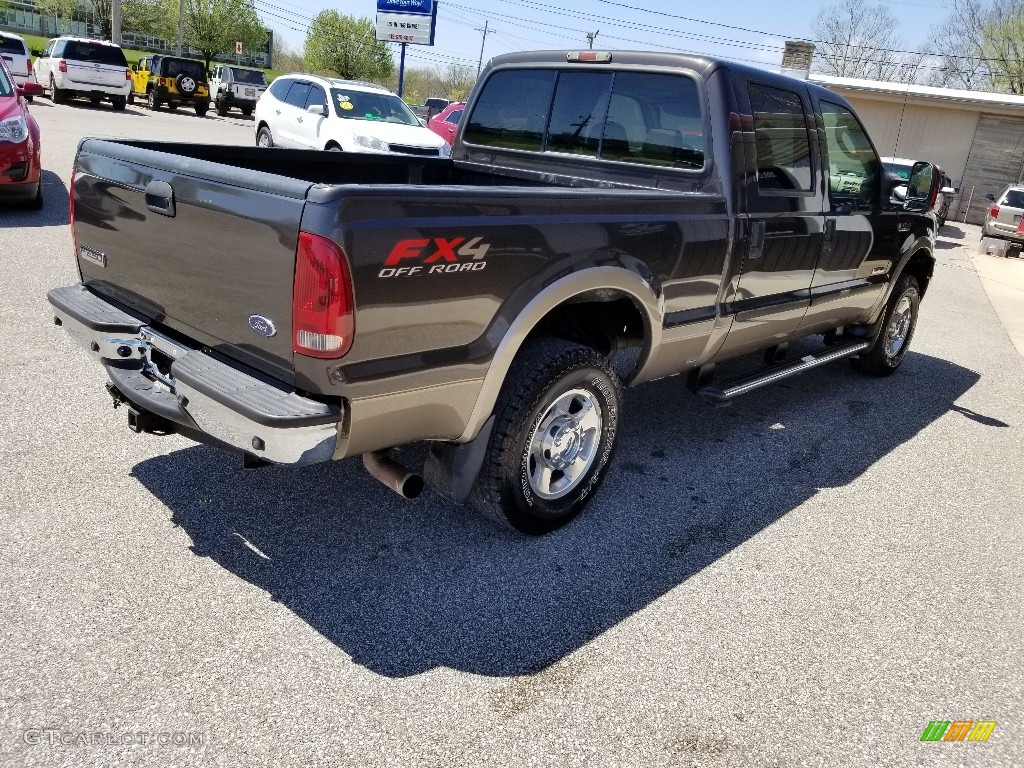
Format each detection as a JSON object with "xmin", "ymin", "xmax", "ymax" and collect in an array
[{"xmin": 49, "ymin": 50, "xmax": 940, "ymax": 534}]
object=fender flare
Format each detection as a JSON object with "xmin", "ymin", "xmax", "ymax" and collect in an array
[
  {"xmin": 456, "ymin": 266, "xmax": 663, "ymax": 443},
  {"xmin": 866, "ymin": 236, "xmax": 934, "ymax": 323}
]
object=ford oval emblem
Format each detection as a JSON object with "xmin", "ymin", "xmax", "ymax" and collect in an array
[{"xmin": 248, "ymin": 314, "xmax": 277, "ymax": 338}]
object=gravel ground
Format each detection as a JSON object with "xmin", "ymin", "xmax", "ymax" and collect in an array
[{"xmin": 0, "ymin": 97, "xmax": 1021, "ymax": 768}]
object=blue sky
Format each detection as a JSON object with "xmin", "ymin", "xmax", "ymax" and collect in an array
[{"xmin": 261, "ymin": 0, "xmax": 957, "ymax": 72}]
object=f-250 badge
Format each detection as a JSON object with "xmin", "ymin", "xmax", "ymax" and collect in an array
[{"xmin": 378, "ymin": 237, "xmax": 491, "ymax": 278}]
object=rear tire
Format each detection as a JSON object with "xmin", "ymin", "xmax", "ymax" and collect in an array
[
  {"xmin": 49, "ymin": 76, "xmax": 64, "ymax": 104},
  {"xmin": 241, "ymin": 106, "xmax": 252, "ymax": 117},
  {"xmin": 216, "ymin": 99, "xmax": 229, "ymax": 117},
  {"xmin": 112, "ymin": 96, "xmax": 126, "ymax": 111},
  {"xmin": 127, "ymin": 91, "xmax": 135, "ymax": 105},
  {"xmin": 851, "ymin": 273, "xmax": 920, "ymax": 376},
  {"xmin": 469, "ymin": 338, "xmax": 622, "ymax": 535},
  {"xmin": 195, "ymin": 102, "xmax": 208, "ymax": 117}
]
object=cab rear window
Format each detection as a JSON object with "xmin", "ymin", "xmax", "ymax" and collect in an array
[{"xmin": 463, "ymin": 68, "xmax": 705, "ymax": 171}]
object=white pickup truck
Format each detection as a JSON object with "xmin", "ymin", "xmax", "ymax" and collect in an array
[{"xmin": 209, "ymin": 64, "xmax": 268, "ymax": 117}]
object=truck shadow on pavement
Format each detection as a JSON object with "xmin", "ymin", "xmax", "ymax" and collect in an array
[{"xmin": 132, "ymin": 351, "xmax": 982, "ymax": 678}]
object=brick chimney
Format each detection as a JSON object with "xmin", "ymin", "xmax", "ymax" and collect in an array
[{"xmin": 781, "ymin": 41, "xmax": 815, "ymax": 80}]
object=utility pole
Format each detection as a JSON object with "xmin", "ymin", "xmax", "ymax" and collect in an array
[
  {"xmin": 586, "ymin": 30, "xmax": 599, "ymax": 49},
  {"xmin": 176, "ymin": 0, "xmax": 185, "ymax": 56},
  {"xmin": 475, "ymin": 20, "xmax": 493, "ymax": 77},
  {"xmin": 111, "ymin": 0, "xmax": 121, "ymax": 43}
]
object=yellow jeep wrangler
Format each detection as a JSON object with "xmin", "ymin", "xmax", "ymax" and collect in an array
[{"xmin": 130, "ymin": 55, "xmax": 209, "ymax": 116}]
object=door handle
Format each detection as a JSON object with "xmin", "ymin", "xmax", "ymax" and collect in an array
[
  {"xmin": 144, "ymin": 180, "xmax": 175, "ymax": 217},
  {"xmin": 749, "ymin": 219, "xmax": 766, "ymax": 259}
]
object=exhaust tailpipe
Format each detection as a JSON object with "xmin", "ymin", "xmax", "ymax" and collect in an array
[{"xmin": 362, "ymin": 451, "xmax": 424, "ymax": 499}]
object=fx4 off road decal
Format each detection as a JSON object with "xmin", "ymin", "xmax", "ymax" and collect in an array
[{"xmin": 379, "ymin": 237, "xmax": 491, "ymax": 278}]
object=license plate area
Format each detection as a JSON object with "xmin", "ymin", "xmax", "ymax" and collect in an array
[{"xmin": 245, "ymin": 87, "xmax": 255, "ymax": 96}]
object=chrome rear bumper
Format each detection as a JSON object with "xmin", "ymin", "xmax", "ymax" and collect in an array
[{"xmin": 48, "ymin": 284, "xmax": 342, "ymax": 465}]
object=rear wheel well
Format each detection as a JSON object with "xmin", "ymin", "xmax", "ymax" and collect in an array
[
  {"xmin": 527, "ymin": 293, "xmax": 648, "ymax": 376},
  {"xmin": 324, "ymin": 141, "xmax": 342, "ymax": 151}
]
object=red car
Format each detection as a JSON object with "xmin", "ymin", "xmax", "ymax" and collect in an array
[
  {"xmin": 427, "ymin": 102, "xmax": 465, "ymax": 145},
  {"xmin": 0, "ymin": 57, "xmax": 44, "ymax": 209}
]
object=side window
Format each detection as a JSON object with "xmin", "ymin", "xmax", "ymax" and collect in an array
[
  {"xmin": 463, "ymin": 69, "xmax": 557, "ymax": 151},
  {"xmin": 284, "ymin": 82, "xmax": 311, "ymax": 108},
  {"xmin": 445, "ymin": 108, "xmax": 463, "ymax": 125},
  {"xmin": 602, "ymin": 72, "xmax": 704, "ymax": 170},
  {"xmin": 545, "ymin": 72, "xmax": 613, "ymax": 157},
  {"xmin": 749, "ymin": 83, "xmax": 813, "ymax": 193},
  {"xmin": 304, "ymin": 85, "xmax": 328, "ymax": 112},
  {"xmin": 820, "ymin": 100, "xmax": 880, "ymax": 208}
]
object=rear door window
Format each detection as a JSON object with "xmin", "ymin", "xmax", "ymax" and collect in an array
[
  {"xmin": 749, "ymin": 82, "xmax": 814, "ymax": 193},
  {"xmin": 283, "ymin": 81, "xmax": 311, "ymax": 109}
]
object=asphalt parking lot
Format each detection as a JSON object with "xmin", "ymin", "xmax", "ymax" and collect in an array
[{"xmin": 1, "ymin": 97, "xmax": 1022, "ymax": 768}]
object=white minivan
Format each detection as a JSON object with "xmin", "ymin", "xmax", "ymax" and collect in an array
[
  {"xmin": 254, "ymin": 74, "xmax": 449, "ymax": 156},
  {"xmin": 0, "ymin": 32, "xmax": 32, "ymax": 90},
  {"xmin": 33, "ymin": 36, "xmax": 131, "ymax": 110}
]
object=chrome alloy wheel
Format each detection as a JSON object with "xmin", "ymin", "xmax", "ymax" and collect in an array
[
  {"xmin": 527, "ymin": 388, "xmax": 603, "ymax": 500},
  {"xmin": 885, "ymin": 293, "xmax": 913, "ymax": 359}
]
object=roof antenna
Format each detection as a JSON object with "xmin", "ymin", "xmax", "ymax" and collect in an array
[{"xmin": 586, "ymin": 30, "xmax": 600, "ymax": 49}]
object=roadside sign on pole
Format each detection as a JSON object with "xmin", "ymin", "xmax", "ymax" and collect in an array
[
  {"xmin": 375, "ymin": 0, "xmax": 436, "ymax": 46},
  {"xmin": 235, "ymin": 41, "xmax": 242, "ymax": 54}
]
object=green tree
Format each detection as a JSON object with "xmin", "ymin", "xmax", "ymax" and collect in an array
[
  {"xmin": 36, "ymin": 0, "xmax": 76, "ymax": 34},
  {"xmin": 305, "ymin": 11, "xmax": 393, "ymax": 81},
  {"xmin": 926, "ymin": 0, "xmax": 1024, "ymax": 92},
  {"xmin": 89, "ymin": 0, "xmax": 164, "ymax": 40},
  {"xmin": 160, "ymin": 0, "xmax": 268, "ymax": 73}
]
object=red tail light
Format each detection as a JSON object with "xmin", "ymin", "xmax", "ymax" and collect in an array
[
  {"xmin": 990, "ymin": 205, "xmax": 1000, "ymax": 219},
  {"xmin": 69, "ymin": 168, "xmax": 78, "ymax": 258},
  {"xmin": 292, "ymin": 232, "xmax": 354, "ymax": 358},
  {"xmin": 125, "ymin": 68, "xmax": 131, "ymax": 81},
  {"xmin": 58, "ymin": 59, "xmax": 67, "ymax": 73}
]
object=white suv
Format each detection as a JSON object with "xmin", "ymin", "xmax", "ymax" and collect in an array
[
  {"xmin": 0, "ymin": 32, "xmax": 32, "ymax": 91},
  {"xmin": 210, "ymin": 64, "xmax": 267, "ymax": 117},
  {"xmin": 255, "ymin": 75, "xmax": 449, "ymax": 156},
  {"xmin": 33, "ymin": 36, "xmax": 130, "ymax": 110}
]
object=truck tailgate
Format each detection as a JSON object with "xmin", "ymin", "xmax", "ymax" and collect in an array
[{"xmin": 72, "ymin": 139, "xmax": 311, "ymax": 384}]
